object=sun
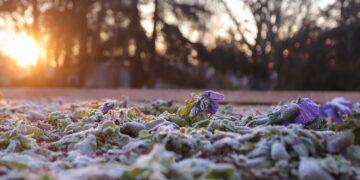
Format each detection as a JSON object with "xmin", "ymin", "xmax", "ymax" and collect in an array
[{"xmin": 0, "ymin": 30, "xmax": 40, "ymax": 68}]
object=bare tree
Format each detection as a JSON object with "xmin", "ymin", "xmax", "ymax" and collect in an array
[{"xmin": 220, "ymin": 0, "xmax": 313, "ymax": 88}]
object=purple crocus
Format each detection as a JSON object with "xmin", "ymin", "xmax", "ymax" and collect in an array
[
  {"xmin": 166, "ymin": 99, "xmax": 174, "ymax": 107},
  {"xmin": 100, "ymin": 101, "xmax": 115, "ymax": 113},
  {"xmin": 58, "ymin": 98, "xmax": 64, "ymax": 106},
  {"xmin": 320, "ymin": 97, "xmax": 353, "ymax": 124},
  {"xmin": 189, "ymin": 90, "xmax": 225, "ymax": 117},
  {"xmin": 200, "ymin": 90, "xmax": 225, "ymax": 114},
  {"xmin": 151, "ymin": 99, "xmax": 173, "ymax": 107},
  {"xmin": 151, "ymin": 99, "xmax": 162, "ymax": 107},
  {"xmin": 119, "ymin": 96, "xmax": 128, "ymax": 108},
  {"xmin": 293, "ymin": 98, "xmax": 320, "ymax": 125}
]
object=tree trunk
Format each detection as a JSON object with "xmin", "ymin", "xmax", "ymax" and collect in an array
[
  {"xmin": 129, "ymin": 0, "xmax": 146, "ymax": 88},
  {"xmin": 32, "ymin": 0, "xmax": 39, "ymax": 40},
  {"xmin": 148, "ymin": 0, "xmax": 159, "ymax": 88}
]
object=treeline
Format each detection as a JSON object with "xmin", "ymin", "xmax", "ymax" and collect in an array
[{"xmin": 0, "ymin": 0, "xmax": 359, "ymax": 90}]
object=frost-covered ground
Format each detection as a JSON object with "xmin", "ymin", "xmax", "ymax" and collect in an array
[{"xmin": 0, "ymin": 91, "xmax": 359, "ymax": 180}]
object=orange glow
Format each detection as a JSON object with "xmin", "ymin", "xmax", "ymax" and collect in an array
[
  {"xmin": 282, "ymin": 49, "xmax": 289, "ymax": 57},
  {"xmin": 0, "ymin": 30, "xmax": 41, "ymax": 68}
]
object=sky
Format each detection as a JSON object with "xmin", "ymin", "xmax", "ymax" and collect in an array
[
  {"xmin": 138, "ymin": 0, "xmax": 254, "ymax": 47},
  {"xmin": 139, "ymin": 0, "xmax": 335, "ymax": 48}
]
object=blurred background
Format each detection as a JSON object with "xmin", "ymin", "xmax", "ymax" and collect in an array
[{"xmin": 0, "ymin": 0, "xmax": 359, "ymax": 90}]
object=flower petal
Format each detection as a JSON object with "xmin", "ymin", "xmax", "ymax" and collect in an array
[
  {"xmin": 100, "ymin": 101, "xmax": 115, "ymax": 113},
  {"xmin": 330, "ymin": 97, "xmax": 352, "ymax": 114},
  {"xmin": 320, "ymin": 97, "xmax": 353, "ymax": 124},
  {"xmin": 202, "ymin": 90, "xmax": 224, "ymax": 100},
  {"xmin": 320, "ymin": 104, "xmax": 342, "ymax": 124},
  {"xmin": 293, "ymin": 98, "xmax": 320, "ymax": 125},
  {"xmin": 207, "ymin": 99, "xmax": 219, "ymax": 114}
]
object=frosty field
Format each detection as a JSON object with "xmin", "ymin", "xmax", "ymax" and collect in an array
[{"xmin": 0, "ymin": 91, "xmax": 359, "ymax": 180}]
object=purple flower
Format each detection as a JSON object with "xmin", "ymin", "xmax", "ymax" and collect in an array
[
  {"xmin": 293, "ymin": 98, "xmax": 320, "ymax": 125},
  {"xmin": 320, "ymin": 97, "xmax": 353, "ymax": 124},
  {"xmin": 58, "ymin": 98, "xmax": 64, "ymax": 105},
  {"xmin": 201, "ymin": 90, "xmax": 225, "ymax": 114},
  {"xmin": 151, "ymin": 99, "xmax": 173, "ymax": 107},
  {"xmin": 202, "ymin": 90, "xmax": 225, "ymax": 101},
  {"xmin": 119, "ymin": 96, "xmax": 128, "ymax": 108},
  {"xmin": 151, "ymin": 99, "xmax": 162, "ymax": 107},
  {"xmin": 166, "ymin": 99, "xmax": 174, "ymax": 107},
  {"xmin": 100, "ymin": 101, "xmax": 115, "ymax": 113}
]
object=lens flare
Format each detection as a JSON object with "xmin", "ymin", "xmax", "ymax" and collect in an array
[{"xmin": 0, "ymin": 30, "xmax": 40, "ymax": 68}]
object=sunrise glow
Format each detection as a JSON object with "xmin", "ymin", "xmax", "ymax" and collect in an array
[{"xmin": 0, "ymin": 30, "xmax": 40, "ymax": 68}]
